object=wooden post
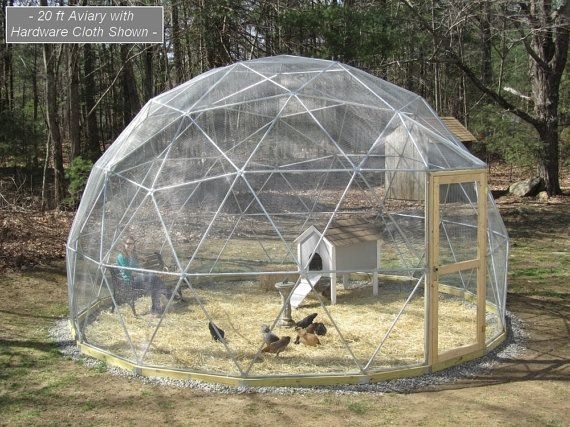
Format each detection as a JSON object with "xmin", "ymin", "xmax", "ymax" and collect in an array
[
  {"xmin": 426, "ymin": 173, "xmax": 440, "ymax": 367},
  {"xmin": 476, "ymin": 172, "xmax": 488, "ymax": 347},
  {"xmin": 330, "ymin": 245, "xmax": 337, "ymax": 305}
]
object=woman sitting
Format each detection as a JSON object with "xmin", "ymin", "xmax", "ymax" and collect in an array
[{"xmin": 116, "ymin": 236, "xmax": 164, "ymax": 316}]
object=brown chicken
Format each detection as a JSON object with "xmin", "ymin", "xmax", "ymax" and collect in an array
[
  {"xmin": 294, "ymin": 321, "xmax": 322, "ymax": 344},
  {"xmin": 262, "ymin": 336, "xmax": 291, "ymax": 356},
  {"xmin": 296, "ymin": 329, "xmax": 320, "ymax": 346},
  {"xmin": 306, "ymin": 322, "xmax": 327, "ymax": 336}
]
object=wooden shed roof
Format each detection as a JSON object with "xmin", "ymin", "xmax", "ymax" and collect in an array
[
  {"xmin": 325, "ymin": 218, "xmax": 380, "ymax": 247},
  {"xmin": 441, "ymin": 117, "xmax": 477, "ymax": 143}
]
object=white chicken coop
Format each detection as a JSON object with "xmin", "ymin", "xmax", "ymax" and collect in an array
[{"xmin": 293, "ymin": 218, "xmax": 381, "ymax": 306}]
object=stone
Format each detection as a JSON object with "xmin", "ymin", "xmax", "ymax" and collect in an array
[
  {"xmin": 509, "ymin": 177, "xmax": 546, "ymax": 197},
  {"xmin": 537, "ymin": 191, "xmax": 549, "ymax": 203}
]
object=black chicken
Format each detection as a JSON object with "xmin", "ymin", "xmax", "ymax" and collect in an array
[
  {"xmin": 295, "ymin": 312, "xmax": 318, "ymax": 329},
  {"xmin": 208, "ymin": 321, "xmax": 225, "ymax": 342}
]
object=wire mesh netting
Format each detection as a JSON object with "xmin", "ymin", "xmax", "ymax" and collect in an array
[{"xmin": 66, "ymin": 55, "xmax": 509, "ymax": 383}]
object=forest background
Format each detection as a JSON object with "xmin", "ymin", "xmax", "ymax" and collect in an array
[
  {"xmin": 0, "ymin": 0, "xmax": 568, "ymax": 211},
  {"xmin": 0, "ymin": 3, "xmax": 568, "ymax": 424}
]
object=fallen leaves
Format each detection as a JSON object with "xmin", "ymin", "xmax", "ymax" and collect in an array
[{"xmin": 0, "ymin": 211, "xmax": 73, "ymax": 271}]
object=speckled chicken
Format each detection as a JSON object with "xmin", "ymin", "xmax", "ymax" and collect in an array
[
  {"xmin": 262, "ymin": 336, "xmax": 291, "ymax": 356},
  {"xmin": 260, "ymin": 324, "xmax": 280, "ymax": 345}
]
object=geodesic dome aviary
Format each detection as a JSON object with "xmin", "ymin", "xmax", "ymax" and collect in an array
[{"xmin": 66, "ymin": 55, "xmax": 509, "ymax": 386}]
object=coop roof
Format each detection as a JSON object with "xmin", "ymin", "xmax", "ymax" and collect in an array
[
  {"xmin": 325, "ymin": 218, "xmax": 381, "ymax": 247},
  {"xmin": 294, "ymin": 219, "xmax": 380, "ymax": 248},
  {"xmin": 440, "ymin": 117, "xmax": 478, "ymax": 143}
]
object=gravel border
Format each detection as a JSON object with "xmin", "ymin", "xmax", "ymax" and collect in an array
[{"xmin": 49, "ymin": 312, "xmax": 526, "ymax": 395}]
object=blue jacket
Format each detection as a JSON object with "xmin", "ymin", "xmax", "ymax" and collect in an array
[{"xmin": 116, "ymin": 253, "xmax": 139, "ymax": 282}]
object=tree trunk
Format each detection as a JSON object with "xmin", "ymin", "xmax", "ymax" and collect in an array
[
  {"xmin": 479, "ymin": 0, "xmax": 493, "ymax": 86},
  {"xmin": 171, "ymin": 2, "xmax": 185, "ymax": 84},
  {"xmin": 527, "ymin": 0, "xmax": 569, "ymax": 195},
  {"xmin": 536, "ymin": 124, "xmax": 560, "ymax": 195},
  {"xmin": 68, "ymin": 44, "xmax": 81, "ymax": 161},
  {"xmin": 202, "ymin": 1, "xmax": 233, "ymax": 68},
  {"xmin": 42, "ymin": 43, "xmax": 65, "ymax": 208},
  {"xmin": 532, "ymin": 62, "xmax": 562, "ymax": 194},
  {"xmin": 32, "ymin": 45, "xmax": 40, "ymax": 168},
  {"xmin": 431, "ymin": 0, "xmax": 440, "ymax": 112},
  {"xmin": 83, "ymin": 44, "xmax": 100, "ymax": 162},
  {"xmin": 144, "ymin": 45, "xmax": 154, "ymax": 101},
  {"xmin": 120, "ymin": 44, "xmax": 140, "ymax": 127},
  {"xmin": 183, "ymin": 2, "xmax": 194, "ymax": 77},
  {"xmin": 2, "ymin": 44, "xmax": 12, "ymax": 110},
  {"xmin": 2, "ymin": 0, "xmax": 14, "ymax": 110},
  {"xmin": 41, "ymin": 132, "xmax": 51, "ymax": 211}
]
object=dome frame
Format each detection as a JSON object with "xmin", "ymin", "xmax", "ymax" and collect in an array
[{"xmin": 66, "ymin": 55, "xmax": 509, "ymax": 386}]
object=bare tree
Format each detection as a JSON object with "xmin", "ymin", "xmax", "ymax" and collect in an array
[
  {"xmin": 171, "ymin": 1, "xmax": 185, "ymax": 84},
  {"xmin": 83, "ymin": 44, "xmax": 100, "ymax": 161},
  {"xmin": 522, "ymin": 0, "xmax": 569, "ymax": 194},
  {"xmin": 401, "ymin": 0, "xmax": 569, "ymax": 195},
  {"xmin": 68, "ymin": 44, "xmax": 81, "ymax": 161},
  {"xmin": 120, "ymin": 44, "xmax": 141, "ymax": 127},
  {"xmin": 40, "ymin": 1, "xmax": 65, "ymax": 208},
  {"xmin": 1, "ymin": 0, "xmax": 14, "ymax": 110}
]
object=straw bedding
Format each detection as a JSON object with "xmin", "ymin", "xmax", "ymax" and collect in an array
[{"xmin": 83, "ymin": 279, "xmax": 499, "ymax": 377}]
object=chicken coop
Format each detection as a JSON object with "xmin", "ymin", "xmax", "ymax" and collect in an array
[
  {"xmin": 66, "ymin": 55, "xmax": 509, "ymax": 387},
  {"xmin": 293, "ymin": 219, "xmax": 381, "ymax": 307}
]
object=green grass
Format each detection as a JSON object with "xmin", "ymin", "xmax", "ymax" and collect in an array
[
  {"xmin": 512, "ymin": 267, "xmax": 560, "ymax": 278},
  {"xmin": 90, "ymin": 360, "xmax": 108, "ymax": 373},
  {"xmin": 0, "ymin": 266, "xmax": 72, "ymax": 424},
  {"xmin": 1, "ymin": 204, "xmax": 569, "ymax": 426},
  {"xmin": 507, "ymin": 232, "xmax": 569, "ymax": 298},
  {"xmin": 347, "ymin": 401, "xmax": 370, "ymax": 414}
]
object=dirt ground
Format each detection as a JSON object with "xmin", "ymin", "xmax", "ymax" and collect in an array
[{"xmin": 0, "ymin": 170, "xmax": 569, "ymax": 426}]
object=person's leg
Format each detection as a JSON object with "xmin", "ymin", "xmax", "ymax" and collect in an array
[
  {"xmin": 149, "ymin": 275, "xmax": 163, "ymax": 315},
  {"xmin": 150, "ymin": 287, "xmax": 162, "ymax": 314}
]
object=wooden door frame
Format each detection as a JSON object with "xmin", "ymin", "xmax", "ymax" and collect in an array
[{"xmin": 426, "ymin": 169, "xmax": 488, "ymax": 368}]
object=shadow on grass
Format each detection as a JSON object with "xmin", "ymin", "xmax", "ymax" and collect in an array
[
  {"xmin": 0, "ymin": 338, "xmax": 59, "ymax": 354},
  {"xmin": 0, "ymin": 308, "xmax": 67, "ymax": 321},
  {"xmin": 412, "ymin": 292, "xmax": 569, "ymax": 393}
]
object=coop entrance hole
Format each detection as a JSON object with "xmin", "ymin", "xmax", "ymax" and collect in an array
[{"xmin": 309, "ymin": 253, "xmax": 323, "ymax": 271}]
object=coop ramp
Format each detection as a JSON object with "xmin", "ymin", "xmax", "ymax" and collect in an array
[{"xmin": 290, "ymin": 273, "xmax": 322, "ymax": 309}]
